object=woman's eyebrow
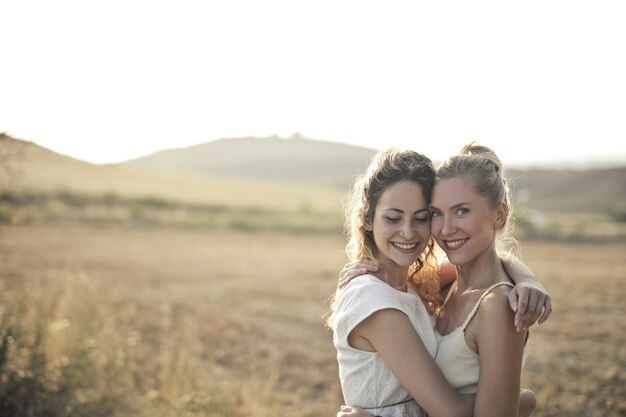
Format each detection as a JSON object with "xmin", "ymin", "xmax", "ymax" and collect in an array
[
  {"xmin": 383, "ymin": 207, "xmax": 430, "ymax": 214},
  {"xmin": 430, "ymin": 202, "xmax": 471, "ymax": 211}
]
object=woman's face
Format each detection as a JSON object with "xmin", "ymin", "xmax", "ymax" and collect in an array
[
  {"xmin": 365, "ymin": 180, "xmax": 431, "ymax": 269},
  {"xmin": 430, "ymin": 177, "xmax": 503, "ymax": 266}
]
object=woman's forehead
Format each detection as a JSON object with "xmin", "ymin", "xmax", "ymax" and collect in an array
[{"xmin": 432, "ymin": 177, "xmax": 477, "ymax": 204}]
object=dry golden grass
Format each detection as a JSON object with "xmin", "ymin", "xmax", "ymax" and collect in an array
[
  {"xmin": 518, "ymin": 241, "xmax": 626, "ymax": 416},
  {"xmin": 0, "ymin": 226, "xmax": 346, "ymax": 416},
  {"xmin": 0, "ymin": 225, "xmax": 624, "ymax": 416}
]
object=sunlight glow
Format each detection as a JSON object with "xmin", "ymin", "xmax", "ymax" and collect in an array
[{"xmin": 1, "ymin": 0, "xmax": 625, "ymax": 167}]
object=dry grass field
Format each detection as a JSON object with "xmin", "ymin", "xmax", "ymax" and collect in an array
[{"xmin": 0, "ymin": 225, "xmax": 624, "ymax": 417}]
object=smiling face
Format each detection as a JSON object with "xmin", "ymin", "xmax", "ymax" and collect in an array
[
  {"xmin": 430, "ymin": 177, "xmax": 506, "ymax": 266},
  {"xmin": 365, "ymin": 180, "xmax": 431, "ymax": 269}
]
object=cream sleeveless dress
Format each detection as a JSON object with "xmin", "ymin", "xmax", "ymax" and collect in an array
[
  {"xmin": 333, "ymin": 274, "xmax": 438, "ymax": 417},
  {"xmin": 434, "ymin": 281, "xmax": 517, "ymax": 394}
]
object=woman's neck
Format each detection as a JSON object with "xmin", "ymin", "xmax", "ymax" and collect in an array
[
  {"xmin": 454, "ymin": 248, "xmax": 508, "ymax": 291},
  {"xmin": 373, "ymin": 256, "xmax": 410, "ymax": 291}
]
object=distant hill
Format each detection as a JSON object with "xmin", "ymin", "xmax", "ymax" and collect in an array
[
  {"xmin": 122, "ymin": 135, "xmax": 626, "ymax": 214},
  {"xmin": 122, "ymin": 134, "xmax": 378, "ymax": 189},
  {"xmin": 0, "ymin": 134, "xmax": 342, "ymax": 212},
  {"xmin": 2, "ymin": 133, "xmax": 625, "ymax": 215},
  {"xmin": 508, "ymin": 168, "xmax": 626, "ymax": 213}
]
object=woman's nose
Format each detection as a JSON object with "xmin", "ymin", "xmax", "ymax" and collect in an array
[
  {"xmin": 401, "ymin": 221, "xmax": 416, "ymax": 239},
  {"xmin": 440, "ymin": 215, "xmax": 456, "ymax": 235}
]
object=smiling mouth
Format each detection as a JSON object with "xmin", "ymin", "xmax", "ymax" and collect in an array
[
  {"xmin": 443, "ymin": 238, "xmax": 468, "ymax": 250},
  {"xmin": 392, "ymin": 242, "xmax": 418, "ymax": 251}
]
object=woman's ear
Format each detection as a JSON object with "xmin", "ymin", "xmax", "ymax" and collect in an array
[
  {"xmin": 495, "ymin": 202, "xmax": 508, "ymax": 228},
  {"xmin": 364, "ymin": 217, "xmax": 373, "ymax": 232}
]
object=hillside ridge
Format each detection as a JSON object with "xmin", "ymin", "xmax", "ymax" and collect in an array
[
  {"xmin": 0, "ymin": 133, "xmax": 343, "ymax": 212},
  {"xmin": 2, "ymin": 133, "xmax": 625, "ymax": 214},
  {"xmin": 122, "ymin": 134, "xmax": 378, "ymax": 189},
  {"xmin": 121, "ymin": 134, "xmax": 626, "ymax": 213}
]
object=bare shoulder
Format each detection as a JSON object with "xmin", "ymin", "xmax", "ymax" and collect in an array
[
  {"xmin": 475, "ymin": 283, "xmax": 527, "ymax": 353},
  {"xmin": 478, "ymin": 285, "xmax": 515, "ymax": 321}
]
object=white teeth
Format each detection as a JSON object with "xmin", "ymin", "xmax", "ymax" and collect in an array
[
  {"xmin": 393, "ymin": 242, "xmax": 417, "ymax": 250},
  {"xmin": 446, "ymin": 239, "xmax": 466, "ymax": 248}
]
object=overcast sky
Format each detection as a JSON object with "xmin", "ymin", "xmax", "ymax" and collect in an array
[{"xmin": 1, "ymin": 0, "xmax": 625, "ymax": 167}]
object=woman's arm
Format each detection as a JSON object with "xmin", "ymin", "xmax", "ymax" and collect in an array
[
  {"xmin": 339, "ymin": 260, "xmax": 455, "ymax": 289},
  {"xmin": 337, "ymin": 381, "xmax": 536, "ymax": 417},
  {"xmin": 437, "ymin": 261, "xmax": 456, "ymax": 288},
  {"xmin": 352, "ymin": 309, "xmax": 473, "ymax": 417},
  {"xmin": 500, "ymin": 254, "xmax": 553, "ymax": 331},
  {"xmin": 473, "ymin": 289, "xmax": 528, "ymax": 417}
]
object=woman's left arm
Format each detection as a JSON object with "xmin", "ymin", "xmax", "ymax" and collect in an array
[
  {"xmin": 473, "ymin": 289, "xmax": 528, "ymax": 417},
  {"xmin": 500, "ymin": 254, "xmax": 553, "ymax": 332}
]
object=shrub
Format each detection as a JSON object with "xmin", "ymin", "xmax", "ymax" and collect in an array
[
  {"xmin": 607, "ymin": 208, "xmax": 626, "ymax": 223},
  {"xmin": 0, "ymin": 203, "xmax": 14, "ymax": 224}
]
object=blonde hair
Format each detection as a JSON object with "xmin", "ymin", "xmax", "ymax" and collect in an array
[
  {"xmin": 326, "ymin": 148, "xmax": 441, "ymax": 328},
  {"xmin": 436, "ymin": 141, "xmax": 518, "ymax": 253}
]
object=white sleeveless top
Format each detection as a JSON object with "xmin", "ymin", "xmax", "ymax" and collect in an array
[
  {"xmin": 333, "ymin": 274, "xmax": 438, "ymax": 416},
  {"xmin": 434, "ymin": 281, "xmax": 516, "ymax": 394}
]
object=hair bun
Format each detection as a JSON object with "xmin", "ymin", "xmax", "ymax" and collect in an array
[{"xmin": 460, "ymin": 141, "xmax": 502, "ymax": 173}]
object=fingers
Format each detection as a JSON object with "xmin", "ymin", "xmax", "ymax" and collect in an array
[
  {"xmin": 512, "ymin": 288, "xmax": 527, "ymax": 331},
  {"xmin": 337, "ymin": 405, "xmax": 353, "ymax": 417},
  {"xmin": 515, "ymin": 289, "xmax": 533, "ymax": 332},
  {"xmin": 538, "ymin": 296, "xmax": 553, "ymax": 324},
  {"xmin": 513, "ymin": 287, "xmax": 533, "ymax": 332},
  {"xmin": 340, "ymin": 260, "xmax": 376, "ymax": 278},
  {"xmin": 514, "ymin": 289, "xmax": 553, "ymax": 332},
  {"xmin": 524, "ymin": 291, "xmax": 541, "ymax": 325},
  {"xmin": 338, "ymin": 260, "xmax": 379, "ymax": 288},
  {"xmin": 509, "ymin": 288, "xmax": 524, "ymax": 332},
  {"xmin": 338, "ymin": 268, "xmax": 370, "ymax": 288},
  {"xmin": 508, "ymin": 288, "xmax": 518, "ymax": 312}
]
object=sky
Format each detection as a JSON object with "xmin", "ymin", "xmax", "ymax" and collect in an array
[{"xmin": 1, "ymin": 0, "xmax": 625, "ymax": 168}]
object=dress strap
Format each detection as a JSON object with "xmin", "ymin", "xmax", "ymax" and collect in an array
[
  {"xmin": 461, "ymin": 282, "xmax": 514, "ymax": 331},
  {"xmin": 440, "ymin": 279, "xmax": 458, "ymax": 310}
]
